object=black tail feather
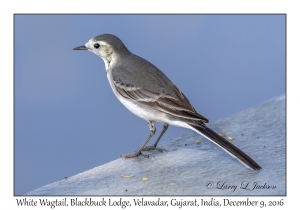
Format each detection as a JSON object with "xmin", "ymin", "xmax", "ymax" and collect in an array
[{"xmin": 189, "ymin": 124, "xmax": 261, "ymax": 170}]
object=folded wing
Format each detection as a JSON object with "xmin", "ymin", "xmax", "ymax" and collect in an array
[{"xmin": 113, "ymin": 75, "xmax": 209, "ymax": 123}]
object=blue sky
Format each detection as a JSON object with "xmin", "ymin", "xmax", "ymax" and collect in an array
[{"xmin": 14, "ymin": 14, "xmax": 285, "ymax": 195}]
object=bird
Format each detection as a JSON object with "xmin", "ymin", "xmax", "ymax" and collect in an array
[{"xmin": 73, "ymin": 34, "xmax": 261, "ymax": 170}]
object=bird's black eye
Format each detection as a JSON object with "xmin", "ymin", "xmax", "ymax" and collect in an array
[{"xmin": 94, "ymin": 43, "xmax": 100, "ymax": 49}]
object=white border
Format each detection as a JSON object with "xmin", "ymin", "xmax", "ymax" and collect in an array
[{"xmin": 1, "ymin": 0, "xmax": 298, "ymax": 208}]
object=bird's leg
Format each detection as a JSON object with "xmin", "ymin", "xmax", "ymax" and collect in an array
[
  {"xmin": 142, "ymin": 123, "xmax": 168, "ymax": 152},
  {"xmin": 121, "ymin": 121, "xmax": 156, "ymax": 158},
  {"xmin": 153, "ymin": 123, "xmax": 169, "ymax": 147}
]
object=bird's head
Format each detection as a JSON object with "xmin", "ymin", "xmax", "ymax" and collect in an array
[{"xmin": 74, "ymin": 34, "xmax": 130, "ymax": 69}]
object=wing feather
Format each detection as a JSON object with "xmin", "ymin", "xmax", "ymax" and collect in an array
[{"xmin": 113, "ymin": 77, "xmax": 208, "ymax": 123}]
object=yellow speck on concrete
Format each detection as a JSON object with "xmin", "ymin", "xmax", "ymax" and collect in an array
[
  {"xmin": 122, "ymin": 175, "xmax": 134, "ymax": 178},
  {"xmin": 219, "ymin": 132, "xmax": 226, "ymax": 137}
]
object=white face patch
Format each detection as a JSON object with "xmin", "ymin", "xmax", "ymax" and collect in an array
[
  {"xmin": 84, "ymin": 39, "xmax": 113, "ymax": 70},
  {"xmin": 85, "ymin": 39, "xmax": 97, "ymax": 54}
]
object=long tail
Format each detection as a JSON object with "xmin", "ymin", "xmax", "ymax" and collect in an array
[{"xmin": 188, "ymin": 123, "xmax": 261, "ymax": 170}]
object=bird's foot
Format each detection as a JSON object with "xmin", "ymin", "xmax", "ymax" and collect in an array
[
  {"xmin": 121, "ymin": 152, "xmax": 149, "ymax": 158},
  {"xmin": 141, "ymin": 146, "xmax": 167, "ymax": 152}
]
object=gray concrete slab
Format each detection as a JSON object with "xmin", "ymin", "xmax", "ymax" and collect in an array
[{"xmin": 27, "ymin": 95, "xmax": 286, "ymax": 195}]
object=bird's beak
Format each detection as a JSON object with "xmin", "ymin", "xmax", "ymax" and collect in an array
[{"xmin": 73, "ymin": 45, "xmax": 88, "ymax": 50}]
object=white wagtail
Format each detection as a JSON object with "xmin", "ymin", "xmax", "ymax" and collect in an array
[{"xmin": 74, "ymin": 34, "xmax": 261, "ymax": 170}]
